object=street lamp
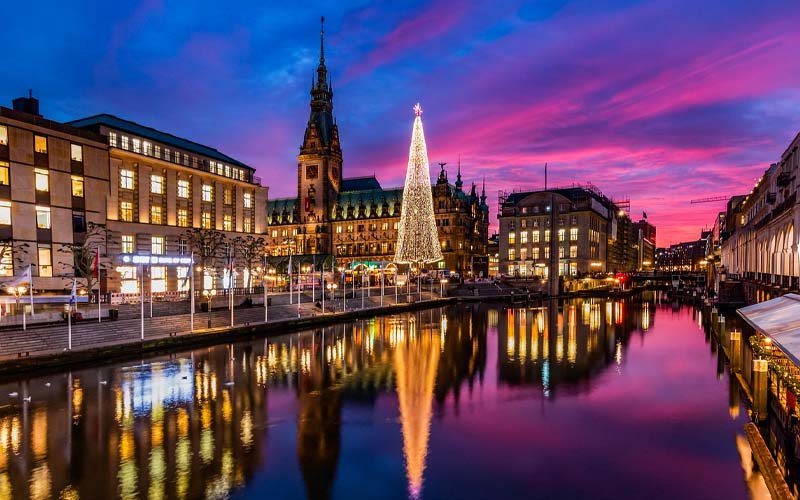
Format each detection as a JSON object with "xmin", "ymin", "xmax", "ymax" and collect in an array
[
  {"xmin": 7, "ymin": 286, "xmax": 27, "ymax": 330},
  {"xmin": 327, "ymin": 283, "xmax": 338, "ymax": 310},
  {"xmin": 337, "ymin": 266, "xmax": 345, "ymax": 312},
  {"xmin": 202, "ymin": 289, "xmax": 217, "ymax": 328}
]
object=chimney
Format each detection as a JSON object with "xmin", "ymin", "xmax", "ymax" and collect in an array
[{"xmin": 12, "ymin": 89, "xmax": 41, "ymax": 116}]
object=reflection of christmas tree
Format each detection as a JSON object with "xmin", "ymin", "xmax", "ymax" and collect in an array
[
  {"xmin": 394, "ymin": 104, "xmax": 443, "ymax": 265},
  {"xmin": 394, "ymin": 320, "xmax": 440, "ymax": 500}
]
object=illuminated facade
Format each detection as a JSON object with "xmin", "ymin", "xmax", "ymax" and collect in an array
[
  {"xmin": 0, "ymin": 96, "xmax": 109, "ymax": 291},
  {"xmin": 69, "ymin": 114, "xmax": 268, "ymax": 294},
  {"xmin": 266, "ymin": 24, "xmax": 489, "ymax": 276}
]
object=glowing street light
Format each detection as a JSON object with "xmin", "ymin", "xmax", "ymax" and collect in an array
[
  {"xmin": 202, "ymin": 289, "xmax": 217, "ymax": 328},
  {"xmin": 7, "ymin": 286, "xmax": 27, "ymax": 330}
]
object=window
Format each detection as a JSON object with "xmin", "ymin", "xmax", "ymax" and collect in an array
[
  {"xmin": 150, "ymin": 205, "xmax": 162, "ymax": 224},
  {"xmin": 382, "ymin": 222, "xmax": 389, "ymax": 231},
  {"xmin": 109, "ymin": 132, "xmax": 118, "ymax": 147},
  {"xmin": 151, "ymin": 266, "xmax": 166, "ymax": 293},
  {"xmin": 202, "ymin": 184, "xmax": 213, "ymax": 202},
  {"xmin": 38, "ymin": 245, "xmax": 52, "ymax": 277},
  {"xmin": 36, "ymin": 206, "xmax": 51, "ymax": 229},
  {"xmin": 545, "ymin": 247, "xmax": 550, "ymax": 259},
  {"xmin": 177, "ymin": 267, "xmax": 190, "ymax": 292},
  {"xmin": 132, "ymin": 138, "xmax": 141, "ymax": 153},
  {"xmin": 570, "ymin": 245, "xmax": 578, "ymax": 258},
  {"xmin": 0, "ymin": 246, "xmax": 11, "ymax": 277},
  {"xmin": 223, "ymin": 188, "xmax": 233, "ymax": 205},
  {"xmin": 0, "ymin": 201, "xmax": 11, "ymax": 225},
  {"xmin": 177, "ymin": 180, "xmax": 189, "ymax": 198},
  {"xmin": 177, "ymin": 208, "xmax": 188, "ymax": 227},
  {"xmin": 34, "ymin": 135, "xmax": 47, "ymax": 154},
  {"xmin": 559, "ymin": 247, "xmax": 565, "ymax": 258},
  {"xmin": 151, "ymin": 236, "xmax": 164, "ymax": 255},
  {"xmin": 532, "ymin": 231, "xmax": 540, "ymax": 243},
  {"xmin": 120, "ymin": 201, "xmax": 133, "ymax": 222},
  {"xmin": 121, "ymin": 235, "xmax": 134, "ymax": 254},
  {"xmin": 35, "ymin": 169, "xmax": 49, "ymax": 192},
  {"xmin": 143, "ymin": 141, "xmax": 152, "ymax": 156},
  {"xmin": 336, "ymin": 226, "xmax": 342, "ymax": 234},
  {"xmin": 558, "ymin": 229, "xmax": 565, "ymax": 242},
  {"xmin": 533, "ymin": 247, "xmax": 540, "ymax": 260},
  {"xmin": 178, "ymin": 238, "xmax": 188, "ymax": 255},
  {"xmin": 545, "ymin": 230, "xmax": 551, "ymax": 242},
  {"xmin": 118, "ymin": 266, "xmax": 138, "ymax": 293},
  {"xmin": 570, "ymin": 228, "xmax": 578, "ymax": 241},
  {"xmin": 72, "ymin": 213, "xmax": 86, "ymax": 233},
  {"xmin": 201, "ymin": 212, "xmax": 212, "ymax": 229},
  {"xmin": 71, "ymin": 176, "xmax": 84, "ymax": 197},
  {"xmin": 243, "ymin": 192, "xmax": 252, "ymax": 208},
  {"xmin": 183, "ymin": 153, "xmax": 189, "ymax": 166},
  {"xmin": 120, "ymin": 169, "xmax": 134, "ymax": 190},
  {"xmin": 521, "ymin": 231, "xmax": 528, "ymax": 244},
  {"xmin": 508, "ymin": 248, "xmax": 515, "ymax": 260},
  {"xmin": 121, "ymin": 136, "xmax": 129, "ymax": 150},
  {"xmin": 154, "ymin": 145, "xmax": 161, "ymax": 158},
  {"xmin": 150, "ymin": 175, "xmax": 164, "ymax": 194},
  {"xmin": 0, "ymin": 125, "xmax": 7, "ymax": 145},
  {"xmin": 520, "ymin": 248, "xmax": 527, "ymax": 261},
  {"xmin": 223, "ymin": 214, "xmax": 232, "ymax": 231},
  {"xmin": 0, "ymin": 162, "xmax": 9, "ymax": 185},
  {"xmin": 164, "ymin": 148, "xmax": 171, "ymax": 161},
  {"xmin": 224, "ymin": 165, "xmax": 230, "ymax": 177},
  {"xmin": 243, "ymin": 218, "xmax": 252, "ymax": 233},
  {"xmin": 508, "ymin": 232, "xmax": 516, "ymax": 245}
]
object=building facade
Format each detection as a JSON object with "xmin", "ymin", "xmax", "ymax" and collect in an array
[
  {"xmin": 719, "ymin": 131, "xmax": 800, "ymax": 299},
  {"xmin": 266, "ymin": 26, "xmax": 489, "ymax": 278},
  {"xmin": 69, "ymin": 114, "xmax": 268, "ymax": 294},
  {"xmin": 0, "ymin": 97, "xmax": 109, "ymax": 292},
  {"xmin": 498, "ymin": 186, "xmax": 645, "ymax": 277}
]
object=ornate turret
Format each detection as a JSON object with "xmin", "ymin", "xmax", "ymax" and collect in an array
[
  {"xmin": 303, "ymin": 16, "xmax": 339, "ymax": 153},
  {"xmin": 455, "ymin": 158, "xmax": 463, "ymax": 191}
]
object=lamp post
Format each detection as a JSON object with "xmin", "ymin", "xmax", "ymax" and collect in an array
[
  {"xmin": 202, "ymin": 289, "xmax": 216, "ymax": 329},
  {"xmin": 337, "ymin": 266, "xmax": 345, "ymax": 312},
  {"xmin": 440, "ymin": 278, "xmax": 447, "ymax": 297},
  {"xmin": 326, "ymin": 283, "xmax": 337, "ymax": 312},
  {"xmin": 7, "ymin": 286, "xmax": 27, "ymax": 330}
]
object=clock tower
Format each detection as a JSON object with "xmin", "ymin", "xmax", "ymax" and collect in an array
[{"xmin": 297, "ymin": 16, "xmax": 342, "ymax": 255}]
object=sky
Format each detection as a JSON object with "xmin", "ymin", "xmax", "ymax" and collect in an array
[{"xmin": 2, "ymin": 0, "xmax": 799, "ymax": 244}]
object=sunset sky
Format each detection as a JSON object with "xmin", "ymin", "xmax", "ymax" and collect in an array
[{"xmin": 2, "ymin": 0, "xmax": 799, "ymax": 244}]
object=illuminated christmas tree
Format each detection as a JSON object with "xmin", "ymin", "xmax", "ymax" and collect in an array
[{"xmin": 394, "ymin": 103, "xmax": 443, "ymax": 265}]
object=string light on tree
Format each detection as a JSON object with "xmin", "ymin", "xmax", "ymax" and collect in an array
[{"xmin": 394, "ymin": 103, "xmax": 443, "ymax": 265}]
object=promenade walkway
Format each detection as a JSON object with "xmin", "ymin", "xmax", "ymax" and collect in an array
[{"xmin": 0, "ymin": 288, "xmax": 437, "ymax": 361}]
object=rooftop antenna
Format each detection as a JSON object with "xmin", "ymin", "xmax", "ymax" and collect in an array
[
  {"xmin": 544, "ymin": 162, "xmax": 548, "ymax": 190},
  {"xmin": 29, "ymin": 89, "xmax": 33, "ymax": 99}
]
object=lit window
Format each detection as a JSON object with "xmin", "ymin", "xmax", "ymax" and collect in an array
[
  {"xmin": 336, "ymin": 226, "xmax": 342, "ymax": 234},
  {"xmin": 151, "ymin": 236, "xmax": 164, "ymax": 255},
  {"xmin": 121, "ymin": 235, "xmax": 134, "ymax": 254},
  {"xmin": 35, "ymin": 169, "xmax": 49, "ymax": 192},
  {"xmin": 521, "ymin": 231, "xmax": 528, "ymax": 244},
  {"xmin": 202, "ymin": 184, "xmax": 213, "ymax": 202},
  {"xmin": 243, "ymin": 218, "xmax": 252, "ymax": 233},
  {"xmin": 271, "ymin": 229, "xmax": 278, "ymax": 238},
  {"xmin": 0, "ymin": 201, "xmax": 11, "ymax": 225},
  {"xmin": 34, "ymin": 135, "xmax": 47, "ymax": 154},
  {"xmin": 143, "ymin": 141, "xmax": 152, "ymax": 156},
  {"xmin": 178, "ymin": 238, "xmax": 188, "ymax": 255},
  {"xmin": 243, "ymin": 192, "xmax": 252, "ymax": 208},
  {"xmin": 183, "ymin": 153, "xmax": 189, "ymax": 166},
  {"xmin": 120, "ymin": 201, "xmax": 133, "ymax": 222},
  {"xmin": 570, "ymin": 245, "xmax": 578, "ymax": 258},
  {"xmin": 224, "ymin": 165, "xmax": 230, "ymax": 177},
  {"xmin": 559, "ymin": 247, "xmax": 565, "ymax": 258},
  {"xmin": 177, "ymin": 266, "xmax": 189, "ymax": 292},
  {"xmin": 509, "ymin": 248, "xmax": 515, "ymax": 260},
  {"xmin": 121, "ymin": 136, "xmax": 129, "ymax": 150},
  {"xmin": 38, "ymin": 245, "xmax": 52, "ymax": 277},
  {"xmin": 508, "ymin": 232, "xmax": 516, "ymax": 245},
  {"xmin": 109, "ymin": 132, "xmax": 117, "ymax": 147},
  {"xmin": 545, "ymin": 247, "xmax": 550, "ymax": 259},
  {"xmin": 154, "ymin": 145, "xmax": 161, "ymax": 158},
  {"xmin": 0, "ymin": 162, "xmax": 9, "ymax": 185},
  {"xmin": 0, "ymin": 246, "xmax": 11, "ymax": 276},
  {"xmin": 71, "ymin": 176, "xmax": 84, "ymax": 197},
  {"xmin": 151, "ymin": 175, "xmax": 164, "ymax": 194},
  {"xmin": 545, "ymin": 230, "xmax": 551, "ymax": 242},
  {"xmin": 223, "ymin": 188, "xmax": 233, "ymax": 205},
  {"xmin": 150, "ymin": 205, "xmax": 162, "ymax": 224},
  {"xmin": 558, "ymin": 229, "xmax": 565, "ymax": 242},
  {"xmin": 36, "ymin": 206, "xmax": 51, "ymax": 229},
  {"xmin": 223, "ymin": 214, "xmax": 232, "ymax": 231},
  {"xmin": 0, "ymin": 125, "xmax": 7, "ymax": 145},
  {"xmin": 120, "ymin": 169, "xmax": 134, "ymax": 190},
  {"xmin": 382, "ymin": 222, "xmax": 389, "ymax": 230},
  {"xmin": 177, "ymin": 179, "xmax": 189, "ymax": 198},
  {"xmin": 201, "ymin": 212, "xmax": 212, "ymax": 229},
  {"xmin": 151, "ymin": 266, "xmax": 166, "ymax": 292},
  {"xmin": 177, "ymin": 208, "xmax": 188, "ymax": 227},
  {"xmin": 570, "ymin": 228, "xmax": 578, "ymax": 241},
  {"xmin": 164, "ymin": 148, "xmax": 171, "ymax": 161},
  {"xmin": 533, "ymin": 247, "xmax": 540, "ymax": 260},
  {"xmin": 533, "ymin": 231, "xmax": 540, "ymax": 243},
  {"xmin": 347, "ymin": 225, "xmax": 353, "ymax": 233},
  {"xmin": 132, "ymin": 138, "xmax": 141, "ymax": 153},
  {"xmin": 118, "ymin": 266, "xmax": 138, "ymax": 293},
  {"xmin": 520, "ymin": 248, "xmax": 527, "ymax": 260}
]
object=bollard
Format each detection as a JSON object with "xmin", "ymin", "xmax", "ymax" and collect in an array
[
  {"xmin": 711, "ymin": 307, "xmax": 718, "ymax": 328},
  {"xmin": 753, "ymin": 359, "xmax": 769, "ymax": 421},
  {"xmin": 719, "ymin": 315, "xmax": 726, "ymax": 345},
  {"xmin": 729, "ymin": 330, "xmax": 741, "ymax": 372}
]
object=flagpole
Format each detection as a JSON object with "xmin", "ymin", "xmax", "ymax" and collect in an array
[
  {"xmin": 289, "ymin": 252, "xmax": 293, "ymax": 305},
  {"xmin": 28, "ymin": 265, "xmax": 34, "ymax": 316},
  {"xmin": 297, "ymin": 261, "xmax": 301, "ymax": 318},
  {"xmin": 229, "ymin": 250, "xmax": 234, "ymax": 328},
  {"xmin": 96, "ymin": 248, "xmax": 100, "ymax": 323},
  {"xmin": 263, "ymin": 256, "xmax": 268, "ymax": 323},
  {"xmin": 140, "ymin": 264, "xmax": 144, "ymax": 341},
  {"xmin": 149, "ymin": 263, "xmax": 153, "ymax": 319},
  {"xmin": 67, "ymin": 298, "xmax": 72, "ymax": 350},
  {"xmin": 321, "ymin": 260, "xmax": 325, "ymax": 314}
]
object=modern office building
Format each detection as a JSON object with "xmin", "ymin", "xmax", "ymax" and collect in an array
[{"xmin": 0, "ymin": 95, "xmax": 110, "ymax": 292}]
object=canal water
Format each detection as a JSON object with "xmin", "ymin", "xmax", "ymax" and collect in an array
[{"xmin": 0, "ymin": 296, "xmax": 768, "ymax": 499}]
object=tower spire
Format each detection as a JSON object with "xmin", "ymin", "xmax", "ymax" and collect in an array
[
  {"xmin": 320, "ymin": 16, "xmax": 325, "ymax": 64},
  {"xmin": 455, "ymin": 155, "xmax": 463, "ymax": 191}
]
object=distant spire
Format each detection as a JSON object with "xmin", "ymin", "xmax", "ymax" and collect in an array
[
  {"xmin": 455, "ymin": 155, "xmax": 463, "ymax": 190},
  {"xmin": 320, "ymin": 16, "xmax": 325, "ymax": 64}
]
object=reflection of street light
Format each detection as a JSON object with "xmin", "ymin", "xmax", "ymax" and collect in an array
[
  {"xmin": 202, "ymin": 289, "xmax": 217, "ymax": 328},
  {"xmin": 439, "ymin": 278, "xmax": 447, "ymax": 296},
  {"xmin": 8, "ymin": 286, "xmax": 27, "ymax": 330}
]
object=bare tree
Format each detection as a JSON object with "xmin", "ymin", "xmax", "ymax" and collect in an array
[
  {"xmin": 58, "ymin": 222, "xmax": 112, "ymax": 292},
  {"xmin": 0, "ymin": 239, "xmax": 31, "ymax": 285},
  {"xmin": 182, "ymin": 228, "xmax": 226, "ymax": 288},
  {"xmin": 233, "ymin": 235, "xmax": 266, "ymax": 293}
]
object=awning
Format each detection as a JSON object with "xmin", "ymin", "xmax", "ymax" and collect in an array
[{"xmin": 738, "ymin": 293, "xmax": 800, "ymax": 366}]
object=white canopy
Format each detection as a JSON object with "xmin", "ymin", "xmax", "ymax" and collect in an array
[{"xmin": 738, "ymin": 293, "xmax": 800, "ymax": 366}]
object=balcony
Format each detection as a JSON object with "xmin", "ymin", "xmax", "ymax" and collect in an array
[
  {"xmin": 766, "ymin": 192, "xmax": 776, "ymax": 203},
  {"xmin": 777, "ymin": 171, "xmax": 792, "ymax": 187}
]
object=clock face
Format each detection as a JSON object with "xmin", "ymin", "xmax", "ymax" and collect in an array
[{"xmin": 306, "ymin": 165, "xmax": 318, "ymax": 180}]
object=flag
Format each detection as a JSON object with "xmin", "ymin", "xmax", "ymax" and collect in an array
[
  {"xmin": 10, "ymin": 265, "xmax": 32, "ymax": 286},
  {"xmin": 643, "ymin": 211, "xmax": 648, "ymax": 219},
  {"xmin": 69, "ymin": 279, "xmax": 77, "ymax": 304},
  {"xmin": 93, "ymin": 248, "xmax": 99, "ymax": 279}
]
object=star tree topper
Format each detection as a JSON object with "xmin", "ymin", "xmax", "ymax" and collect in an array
[{"xmin": 414, "ymin": 103, "xmax": 422, "ymax": 117}]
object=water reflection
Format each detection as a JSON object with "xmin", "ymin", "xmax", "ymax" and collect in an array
[{"xmin": 0, "ymin": 297, "xmax": 756, "ymax": 499}]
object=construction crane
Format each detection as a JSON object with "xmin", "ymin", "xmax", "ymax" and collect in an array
[{"xmin": 690, "ymin": 196, "xmax": 729, "ymax": 204}]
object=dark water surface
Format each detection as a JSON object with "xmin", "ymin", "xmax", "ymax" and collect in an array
[{"xmin": 0, "ymin": 297, "xmax": 758, "ymax": 499}]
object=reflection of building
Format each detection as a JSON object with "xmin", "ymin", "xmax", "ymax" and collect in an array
[
  {"xmin": 266, "ymin": 24, "xmax": 489, "ymax": 276},
  {"xmin": 68, "ymin": 114, "xmax": 268, "ymax": 294},
  {"xmin": 0, "ymin": 96, "xmax": 110, "ymax": 291},
  {"xmin": 498, "ymin": 186, "xmax": 646, "ymax": 277}
]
